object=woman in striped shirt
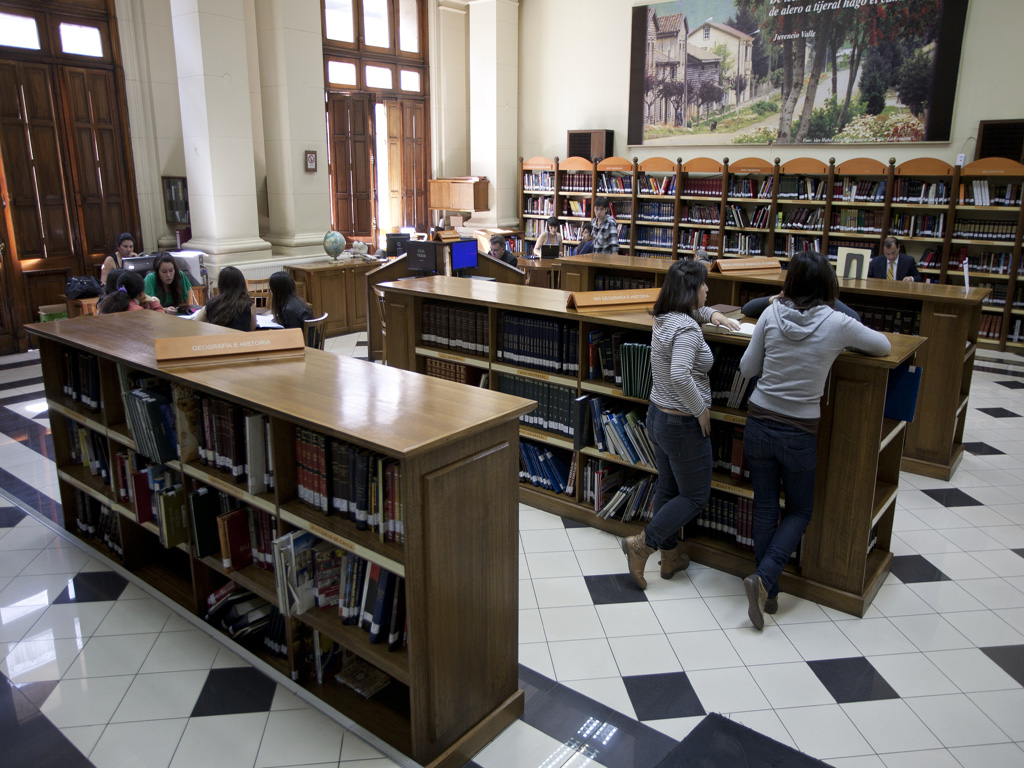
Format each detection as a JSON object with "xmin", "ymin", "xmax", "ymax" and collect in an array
[{"xmin": 622, "ymin": 259, "xmax": 740, "ymax": 588}]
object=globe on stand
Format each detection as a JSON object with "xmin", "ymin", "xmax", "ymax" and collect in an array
[{"xmin": 323, "ymin": 231, "xmax": 347, "ymax": 260}]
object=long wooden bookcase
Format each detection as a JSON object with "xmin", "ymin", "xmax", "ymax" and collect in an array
[
  {"xmin": 557, "ymin": 253, "xmax": 986, "ymax": 481},
  {"xmin": 523, "ymin": 155, "xmax": 1024, "ymax": 349},
  {"xmin": 26, "ymin": 311, "xmax": 533, "ymax": 768},
  {"xmin": 378, "ymin": 276, "xmax": 924, "ymax": 616}
]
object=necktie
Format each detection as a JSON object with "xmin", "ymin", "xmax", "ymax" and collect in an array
[{"xmin": 887, "ymin": 261, "xmax": 895, "ymax": 280}]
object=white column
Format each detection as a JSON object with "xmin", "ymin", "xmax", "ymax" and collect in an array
[
  {"xmin": 467, "ymin": 0, "xmax": 519, "ymax": 229},
  {"xmin": 170, "ymin": 0, "xmax": 271, "ymax": 264},
  {"xmin": 430, "ymin": 0, "xmax": 469, "ymax": 178},
  {"xmin": 254, "ymin": 0, "xmax": 331, "ymax": 255}
]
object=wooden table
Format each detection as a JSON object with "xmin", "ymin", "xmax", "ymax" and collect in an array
[{"xmin": 516, "ymin": 257, "xmax": 560, "ymax": 289}]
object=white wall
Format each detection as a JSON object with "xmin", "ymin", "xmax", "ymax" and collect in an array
[{"xmin": 517, "ymin": 0, "xmax": 1024, "ymax": 167}]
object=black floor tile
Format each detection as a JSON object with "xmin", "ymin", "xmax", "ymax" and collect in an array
[
  {"xmin": 807, "ymin": 657, "xmax": 899, "ymax": 704},
  {"xmin": 518, "ymin": 665, "xmax": 677, "ymax": 768},
  {"xmin": 889, "ymin": 554, "xmax": 950, "ymax": 584},
  {"xmin": 623, "ymin": 671, "xmax": 705, "ymax": 720},
  {"xmin": 0, "ymin": 672, "xmax": 93, "ymax": 768},
  {"xmin": 585, "ymin": 573, "xmax": 649, "ymax": 605},
  {"xmin": 963, "ymin": 442, "xmax": 1006, "ymax": 456},
  {"xmin": 0, "ymin": 359, "xmax": 42, "ymax": 372},
  {"xmin": 921, "ymin": 487, "xmax": 983, "ymax": 508},
  {"xmin": 53, "ymin": 570, "xmax": 128, "ymax": 603},
  {"xmin": 562, "ymin": 518, "xmax": 587, "ymax": 528},
  {"xmin": 655, "ymin": 713, "xmax": 829, "ymax": 768},
  {"xmin": 980, "ymin": 645, "xmax": 1024, "ymax": 688},
  {"xmin": 995, "ymin": 379, "xmax": 1024, "ymax": 389},
  {"xmin": 355, "ymin": 340, "xmax": 368, "ymax": 346},
  {"xmin": 0, "ymin": 506, "xmax": 26, "ymax": 527},
  {"xmin": 977, "ymin": 407, "xmax": 1021, "ymax": 418},
  {"xmin": 190, "ymin": 667, "xmax": 277, "ymax": 717},
  {"xmin": 0, "ymin": 468, "xmax": 63, "ymax": 527},
  {"xmin": 1014, "ymin": 549, "xmax": 1024, "ymax": 560}
]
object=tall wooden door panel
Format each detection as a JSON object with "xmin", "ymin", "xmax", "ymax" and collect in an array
[
  {"xmin": 328, "ymin": 93, "xmax": 375, "ymax": 239},
  {"xmin": 384, "ymin": 100, "xmax": 403, "ymax": 232},
  {"xmin": 401, "ymin": 100, "xmax": 427, "ymax": 231}
]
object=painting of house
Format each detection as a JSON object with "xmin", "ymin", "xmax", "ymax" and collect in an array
[{"xmin": 687, "ymin": 21, "xmax": 753, "ymax": 106}]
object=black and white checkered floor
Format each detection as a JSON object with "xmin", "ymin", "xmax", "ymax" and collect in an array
[{"xmin": 1, "ymin": 335, "xmax": 1023, "ymax": 768}]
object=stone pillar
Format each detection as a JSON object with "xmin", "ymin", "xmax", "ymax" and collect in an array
[
  {"xmin": 254, "ymin": 0, "xmax": 331, "ymax": 256},
  {"xmin": 170, "ymin": 0, "xmax": 271, "ymax": 264},
  {"xmin": 467, "ymin": 0, "xmax": 519, "ymax": 229},
  {"xmin": 430, "ymin": 0, "xmax": 469, "ymax": 178}
]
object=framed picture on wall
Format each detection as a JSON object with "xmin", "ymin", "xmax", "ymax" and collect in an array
[{"xmin": 162, "ymin": 177, "xmax": 189, "ymax": 225}]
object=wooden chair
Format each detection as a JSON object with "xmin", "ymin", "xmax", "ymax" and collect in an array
[
  {"xmin": 247, "ymin": 278, "xmax": 271, "ymax": 308},
  {"xmin": 372, "ymin": 286, "xmax": 387, "ymax": 364},
  {"xmin": 303, "ymin": 312, "xmax": 328, "ymax": 350}
]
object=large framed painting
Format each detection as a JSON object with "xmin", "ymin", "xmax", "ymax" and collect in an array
[{"xmin": 627, "ymin": 0, "xmax": 970, "ymax": 147}]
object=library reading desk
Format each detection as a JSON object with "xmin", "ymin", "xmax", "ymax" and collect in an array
[
  {"xmin": 25, "ymin": 310, "xmax": 534, "ymax": 768},
  {"xmin": 377, "ymin": 276, "xmax": 925, "ymax": 616},
  {"xmin": 557, "ymin": 252, "xmax": 988, "ymax": 481}
]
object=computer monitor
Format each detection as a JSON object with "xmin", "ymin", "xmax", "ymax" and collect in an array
[
  {"xmin": 540, "ymin": 244, "xmax": 560, "ymax": 260},
  {"xmin": 450, "ymin": 239, "xmax": 478, "ymax": 271},
  {"xmin": 386, "ymin": 232, "xmax": 411, "ymax": 258},
  {"xmin": 122, "ymin": 255, "xmax": 156, "ymax": 275},
  {"xmin": 405, "ymin": 240, "xmax": 438, "ymax": 273}
]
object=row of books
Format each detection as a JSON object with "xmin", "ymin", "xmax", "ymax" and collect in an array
[
  {"xmin": 585, "ymin": 328, "xmax": 643, "ymax": 386},
  {"xmin": 196, "ymin": 396, "xmax": 273, "ymax": 496},
  {"xmin": 680, "ymin": 178, "xmax": 721, "ymax": 197},
  {"xmin": 497, "ymin": 311, "xmax": 580, "ymax": 374},
  {"xmin": 692, "ymin": 490, "xmax": 755, "ymax": 551},
  {"xmin": 72, "ymin": 489, "xmax": 123, "ymax": 555},
  {"xmin": 190, "ymin": 487, "xmax": 278, "ymax": 571},
  {"xmin": 68, "ymin": 421, "xmax": 110, "ymax": 483},
  {"xmin": 979, "ymin": 313, "xmax": 1005, "ymax": 340},
  {"xmin": 519, "ymin": 440, "xmax": 574, "ymax": 496},
  {"xmin": 636, "ymin": 250, "xmax": 674, "ymax": 260},
  {"xmin": 123, "ymin": 385, "xmax": 178, "ymax": 464},
  {"xmin": 525, "ymin": 219, "xmax": 549, "ymax": 238},
  {"xmin": 960, "ymin": 179, "xmax": 1021, "ymax": 207},
  {"xmin": 1004, "ymin": 316, "xmax": 1024, "ymax": 342},
  {"xmin": 709, "ymin": 347, "xmax": 756, "ymax": 410},
  {"xmin": 593, "ymin": 274, "xmax": 655, "ymax": 290},
  {"xmin": 952, "ymin": 218, "xmax": 1016, "ymax": 241},
  {"xmin": 888, "ymin": 212, "xmax": 946, "ymax": 238},
  {"xmin": 725, "ymin": 204, "xmax": 771, "ymax": 230},
  {"xmin": 728, "ymin": 176, "xmax": 773, "ymax": 199},
  {"xmin": 205, "ymin": 584, "xmax": 277, "ymax": 642},
  {"xmin": 597, "ymin": 172, "xmax": 632, "ymax": 193},
  {"xmin": 893, "ymin": 178, "xmax": 950, "ymax": 205},
  {"xmin": 722, "ymin": 233, "xmax": 765, "ymax": 256},
  {"xmin": 946, "ymin": 249, "xmax": 1018, "ymax": 274},
  {"xmin": 581, "ymin": 459, "xmax": 655, "ymax": 523},
  {"xmin": 421, "ymin": 301, "xmax": 489, "ymax": 356},
  {"xmin": 61, "ymin": 349, "xmax": 102, "ymax": 412},
  {"xmin": 562, "ymin": 198, "xmax": 591, "ymax": 218},
  {"xmin": 636, "ymin": 226, "xmax": 673, "ymax": 249},
  {"xmin": 424, "ymin": 358, "xmax": 485, "ymax": 386},
  {"xmin": 845, "ymin": 303, "xmax": 922, "ymax": 335},
  {"xmin": 679, "ymin": 228, "xmax": 718, "ymax": 252},
  {"xmin": 584, "ymin": 397, "xmax": 655, "ymax": 468},
  {"xmin": 637, "ymin": 200, "xmax": 675, "ymax": 222},
  {"xmin": 710, "ymin": 422, "xmax": 747, "ymax": 481},
  {"xmin": 681, "ymin": 204, "xmax": 720, "ymax": 225},
  {"xmin": 523, "ymin": 171, "xmax": 555, "ymax": 191},
  {"xmin": 498, "ymin": 374, "xmax": 577, "ymax": 439},
  {"xmin": 638, "ymin": 173, "xmax": 676, "ymax": 196},
  {"xmin": 293, "ymin": 428, "xmax": 404, "ymax": 541},
  {"xmin": 833, "ymin": 178, "xmax": 886, "ymax": 203},
  {"xmin": 524, "ymin": 197, "xmax": 555, "ymax": 216},
  {"xmin": 830, "ymin": 208, "xmax": 884, "ymax": 235},
  {"xmin": 827, "ymin": 239, "xmax": 878, "ymax": 260},
  {"xmin": 977, "ymin": 283, "xmax": 1009, "ymax": 308},
  {"xmin": 778, "ymin": 175, "xmax": 827, "ymax": 200},
  {"xmin": 777, "ymin": 207, "xmax": 825, "ymax": 231},
  {"xmin": 560, "ymin": 172, "xmax": 593, "ymax": 193},
  {"xmin": 775, "ymin": 236, "xmax": 821, "ymax": 256}
]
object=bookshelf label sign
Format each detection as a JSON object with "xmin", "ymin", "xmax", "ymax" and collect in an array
[
  {"xmin": 516, "ymin": 369, "xmax": 549, "ymax": 381},
  {"xmin": 155, "ymin": 329, "xmax": 305, "ymax": 364},
  {"xmin": 307, "ymin": 522, "xmax": 356, "ymax": 553},
  {"xmin": 439, "ymin": 352, "xmax": 466, "ymax": 363}
]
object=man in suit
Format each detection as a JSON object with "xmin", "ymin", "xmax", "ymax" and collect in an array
[{"xmin": 868, "ymin": 236, "xmax": 922, "ymax": 282}]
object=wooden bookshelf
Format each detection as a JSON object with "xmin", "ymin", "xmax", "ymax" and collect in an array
[
  {"xmin": 378, "ymin": 276, "xmax": 924, "ymax": 616},
  {"xmin": 557, "ymin": 253, "xmax": 987, "ymax": 481},
  {"xmin": 526, "ymin": 154, "xmax": 1024, "ymax": 348},
  {"xmin": 27, "ymin": 311, "xmax": 533, "ymax": 768}
]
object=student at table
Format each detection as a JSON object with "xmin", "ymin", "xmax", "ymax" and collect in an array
[
  {"xmin": 144, "ymin": 253, "xmax": 194, "ymax": 313},
  {"xmin": 192, "ymin": 266, "xmax": 256, "ymax": 331},
  {"xmin": 532, "ymin": 217, "xmax": 562, "ymax": 258}
]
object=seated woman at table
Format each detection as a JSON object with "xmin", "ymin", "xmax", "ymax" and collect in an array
[
  {"xmin": 144, "ymin": 253, "xmax": 194, "ymax": 313},
  {"xmin": 97, "ymin": 271, "xmax": 162, "ymax": 314},
  {"xmin": 192, "ymin": 266, "xmax": 256, "ymax": 331},
  {"xmin": 269, "ymin": 271, "xmax": 312, "ymax": 329},
  {"xmin": 532, "ymin": 217, "xmax": 562, "ymax": 258}
]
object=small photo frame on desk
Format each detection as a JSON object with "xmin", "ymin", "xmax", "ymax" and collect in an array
[{"xmin": 836, "ymin": 246, "xmax": 872, "ymax": 280}]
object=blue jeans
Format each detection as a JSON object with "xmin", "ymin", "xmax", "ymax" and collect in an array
[
  {"xmin": 743, "ymin": 416, "xmax": 818, "ymax": 598},
  {"xmin": 643, "ymin": 405, "xmax": 712, "ymax": 550}
]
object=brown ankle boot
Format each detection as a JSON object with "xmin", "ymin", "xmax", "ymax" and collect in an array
[
  {"xmin": 621, "ymin": 533, "xmax": 656, "ymax": 589},
  {"xmin": 659, "ymin": 548, "xmax": 690, "ymax": 580},
  {"xmin": 743, "ymin": 574, "xmax": 768, "ymax": 631}
]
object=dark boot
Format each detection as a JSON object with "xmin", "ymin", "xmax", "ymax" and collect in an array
[
  {"xmin": 764, "ymin": 596, "xmax": 778, "ymax": 615},
  {"xmin": 659, "ymin": 547, "xmax": 690, "ymax": 580},
  {"xmin": 621, "ymin": 533, "xmax": 656, "ymax": 589},
  {"xmin": 743, "ymin": 574, "xmax": 768, "ymax": 631}
]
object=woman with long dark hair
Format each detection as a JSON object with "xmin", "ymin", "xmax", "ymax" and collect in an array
[
  {"xmin": 739, "ymin": 251, "xmax": 890, "ymax": 629},
  {"xmin": 621, "ymin": 259, "xmax": 740, "ymax": 589},
  {"xmin": 97, "ymin": 271, "xmax": 157, "ymax": 314},
  {"xmin": 144, "ymin": 253, "xmax": 193, "ymax": 312},
  {"xmin": 269, "ymin": 271, "xmax": 313, "ymax": 329},
  {"xmin": 193, "ymin": 266, "xmax": 256, "ymax": 331}
]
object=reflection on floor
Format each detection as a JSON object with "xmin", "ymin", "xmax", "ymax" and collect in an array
[{"xmin": 1, "ymin": 334, "xmax": 1023, "ymax": 768}]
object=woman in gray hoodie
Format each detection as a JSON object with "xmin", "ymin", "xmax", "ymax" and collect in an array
[{"xmin": 739, "ymin": 251, "xmax": 891, "ymax": 630}]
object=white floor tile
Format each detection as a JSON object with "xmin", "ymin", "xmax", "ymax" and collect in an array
[
  {"xmin": 0, "ymin": 548, "xmax": 36, "ymax": 577},
  {"xmin": 20, "ymin": 541, "xmax": 92, "ymax": 575},
  {"xmin": 573, "ymin": 547, "xmax": 630, "ymax": 576},
  {"xmin": 776, "ymin": 703, "xmax": 873, "ymax": 760},
  {"xmin": 667, "ymin": 628, "xmax": 743, "ymax": 670},
  {"xmin": 1, "ymin": 634, "xmax": 84, "ymax": 682},
  {"xmin": 59, "ymin": 724, "xmax": 105, "ymax": 760},
  {"xmin": 944, "ymin": 609, "xmax": 1024, "ymax": 646},
  {"xmin": 703, "ymin": 594, "xmax": 776, "ymax": 630},
  {"xmin": 520, "ymin": 608, "xmax": 545, "ymax": 644},
  {"xmin": 887, "ymin": 613, "xmax": 972, "ymax": 652},
  {"xmin": 649, "ymin": 597, "xmax": 720, "ymax": 634},
  {"xmin": 967, "ymin": 689, "xmax": 1024, "ymax": 741},
  {"xmin": 880, "ymin": 749, "xmax": 960, "ymax": 768},
  {"xmin": 687, "ymin": 566, "xmax": 745, "ymax": 598},
  {"xmin": 518, "ymin": 507, "xmax": 567, "ymax": 531},
  {"xmin": 958, "ymin": 577, "xmax": 1024, "ymax": 609},
  {"xmin": 532, "ymin": 576, "xmax": 594, "ymax": 609},
  {"xmin": 39, "ymin": 674, "xmax": 135, "ymax": 727},
  {"xmin": 725, "ymin": 708, "xmax": 798, "ymax": 749},
  {"xmin": 27, "ymin": 601, "xmax": 113, "ymax": 641},
  {"xmin": 595, "ymin": 601, "xmax": 664, "ymax": 638},
  {"xmin": 837, "ymin": 617, "xmax": 918, "ymax": 656},
  {"xmin": 89, "ymin": 717, "xmax": 189, "ymax": 768},
  {"xmin": 747, "ymin": 661, "xmax": 835, "ymax": 708},
  {"xmin": 970, "ymin": 549, "xmax": 1024, "ymax": 577},
  {"xmin": 472, "ymin": 719, "xmax": 574, "ymax": 768},
  {"xmin": 905, "ymin": 693, "xmax": 1012, "ymax": 748},
  {"xmin": 169, "ymin": 712, "xmax": 269, "ymax": 768},
  {"xmin": 565, "ymin": 527, "xmax": 621, "ymax": 551},
  {"xmin": 870, "ymin": 584, "xmax": 936, "ymax": 617},
  {"xmin": 725, "ymin": 625, "xmax": 802, "ymax": 666},
  {"xmin": 829, "ymin": 756, "xmax": 887, "ymax": 767},
  {"xmin": 765, "ymin": 595, "xmax": 830, "ymax": 624},
  {"xmin": 93, "ymin": 597, "xmax": 173, "ymax": 635},
  {"xmin": 110, "ymin": 669, "xmax": 210, "ymax": 722},
  {"xmin": 608, "ymin": 633, "xmax": 682, "ymax": 676},
  {"xmin": 548, "ymin": 638, "xmax": 620, "ymax": 682},
  {"xmin": 340, "ymin": 730, "xmax": 387, "ymax": 761},
  {"xmin": 921, "ymin": 552, "xmax": 998, "ymax": 581},
  {"xmin": 524, "ymin": 550, "xmax": 582, "ymax": 579},
  {"xmin": 643, "ymin": 714, "xmax": 704, "ymax": 740},
  {"xmin": 63, "ymin": 632, "xmax": 158, "ymax": 680},
  {"xmin": 686, "ymin": 666, "xmax": 770, "ymax": 713},
  {"xmin": 139, "ymin": 629, "xmax": 221, "ymax": 673},
  {"xmin": 925, "ymin": 647, "xmax": 1022, "ymax": 692},
  {"xmin": 563, "ymin": 676, "xmax": 638, "ymax": 720},
  {"xmin": 841, "ymin": 699, "xmax": 942, "ymax": 754},
  {"xmin": 517, "ymin": 642, "xmax": 554, "ymax": 678},
  {"xmin": 865, "ymin": 652, "xmax": 959, "ymax": 698},
  {"xmin": 256, "ymin": 708, "xmax": 345, "ymax": 767},
  {"xmin": 949, "ymin": 742, "xmax": 1024, "ymax": 768},
  {"xmin": 781, "ymin": 620, "xmax": 864, "ymax": 661},
  {"xmin": 641, "ymin": 571, "xmax": 701, "ymax": 601}
]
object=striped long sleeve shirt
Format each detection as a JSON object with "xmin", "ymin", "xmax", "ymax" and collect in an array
[{"xmin": 648, "ymin": 307, "xmax": 716, "ymax": 417}]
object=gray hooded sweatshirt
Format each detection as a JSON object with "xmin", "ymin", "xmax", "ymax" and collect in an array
[{"xmin": 739, "ymin": 300, "xmax": 891, "ymax": 420}]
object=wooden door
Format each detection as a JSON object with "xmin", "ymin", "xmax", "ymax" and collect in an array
[
  {"xmin": 328, "ymin": 92, "xmax": 375, "ymax": 238},
  {"xmin": 384, "ymin": 100, "xmax": 403, "ymax": 232},
  {"xmin": 400, "ymin": 99, "xmax": 427, "ymax": 231}
]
